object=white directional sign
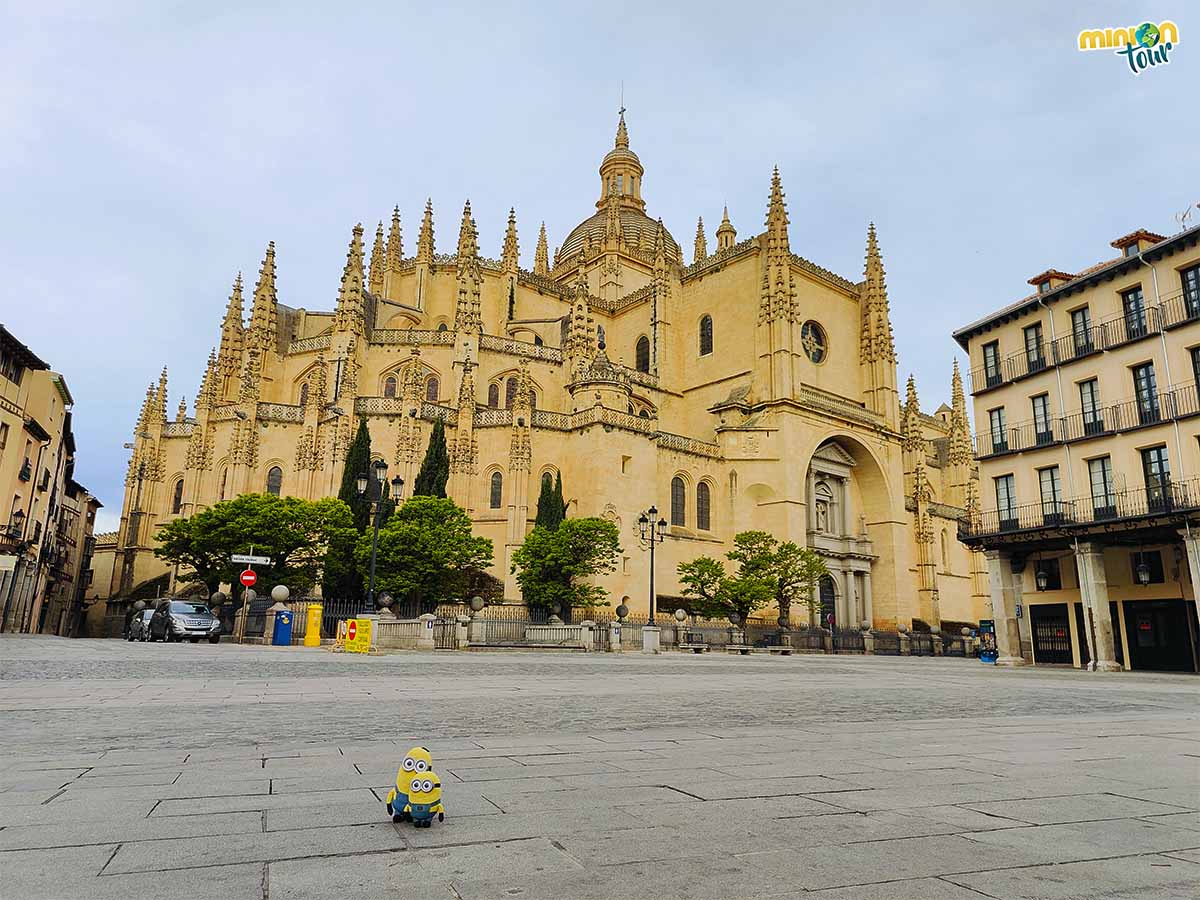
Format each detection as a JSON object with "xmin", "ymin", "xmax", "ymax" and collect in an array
[{"xmin": 231, "ymin": 554, "xmax": 271, "ymax": 565}]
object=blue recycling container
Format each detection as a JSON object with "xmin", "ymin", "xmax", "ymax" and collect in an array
[{"xmin": 272, "ymin": 610, "xmax": 293, "ymax": 646}]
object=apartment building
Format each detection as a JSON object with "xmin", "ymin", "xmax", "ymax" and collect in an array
[
  {"xmin": 0, "ymin": 325, "xmax": 99, "ymax": 634},
  {"xmin": 953, "ymin": 225, "xmax": 1200, "ymax": 672}
]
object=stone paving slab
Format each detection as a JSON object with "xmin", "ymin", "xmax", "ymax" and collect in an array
[
  {"xmin": 944, "ymin": 853, "xmax": 1200, "ymax": 899},
  {"xmin": 2, "ymin": 636, "xmax": 1199, "ymax": 899}
]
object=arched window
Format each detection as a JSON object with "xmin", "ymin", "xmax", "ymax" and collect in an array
[
  {"xmin": 541, "ymin": 471, "xmax": 553, "ymax": 491},
  {"xmin": 425, "ymin": 377, "xmax": 439, "ymax": 402},
  {"xmin": 530, "ymin": 391, "xmax": 536, "ymax": 410},
  {"xmin": 505, "ymin": 377, "xmax": 518, "ymax": 408},
  {"xmin": 639, "ymin": 409, "xmax": 649, "ymax": 419},
  {"xmin": 699, "ymin": 315, "xmax": 713, "ymax": 356},
  {"xmin": 487, "ymin": 384, "xmax": 500, "ymax": 408},
  {"xmin": 635, "ymin": 336, "xmax": 650, "ymax": 373},
  {"xmin": 940, "ymin": 530, "xmax": 950, "ymax": 571},
  {"xmin": 534, "ymin": 335, "xmax": 544, "ymax": 346},
  {"xmin": 218, "ymin": 468, "xmax": 228, "ymax": 501},
  {"xmin": 671, "ymin": 476, "xmax": 686, "ymax": 526},
  {"xmin": 171, "ymin": 478, "xmax": 184, "ymax": 514},
  {"xmin": 436, "ymin": 322, "xmax": 448, "ymax": 332},
  {"xmin": 696, "ymin": 481, "xmax": 711, "ymax": 531},
  {"xmin": 266, "ymin": 466, "xmax": 282, "ymax": 496},
  {"xmin": 383, "ymin": 375, "xmax": 398, "ymax": 398},
  {"xmin": 298, "ymin": 382, "xmax": 308, "ymax": 406},
  {"xmin": 489, "ymin": 471, "xmax": 503, "ymax": 509}
]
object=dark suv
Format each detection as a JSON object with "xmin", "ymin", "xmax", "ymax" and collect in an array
[{"xmin": 150, "ymin": 600, "xmax": 222, "ymax": 644}]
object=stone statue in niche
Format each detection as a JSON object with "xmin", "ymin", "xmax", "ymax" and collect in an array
[{"xmin": 815, "ymin": 500, "xmax": 829, "ymax": 533}]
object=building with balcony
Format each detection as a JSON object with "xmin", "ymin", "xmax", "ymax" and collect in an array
[
  {"xmin": 0, "ymin": 324, "xmax": 100, "ymax": 634},
  {"xmin": 953, "ymin": 224, "xmax": 1200, "ymax": 672}
]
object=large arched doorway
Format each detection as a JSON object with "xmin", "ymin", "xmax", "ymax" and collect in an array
[{"xmin": 805, "ymin": 435, "xmax": 890, "ymax": 629}]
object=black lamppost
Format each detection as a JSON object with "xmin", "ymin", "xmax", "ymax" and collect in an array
[
  {"xmin": 637, "ymin": 505, "xmax": 667, "ymax": 625},
  {"xmin": 357, "ymin": 459, "xmax": 404, "ymax": 614}
]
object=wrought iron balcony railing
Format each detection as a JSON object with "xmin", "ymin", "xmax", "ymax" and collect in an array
[{"xmin": 960, "ymin": 476, "xmax": 1200, "ymax": 540}]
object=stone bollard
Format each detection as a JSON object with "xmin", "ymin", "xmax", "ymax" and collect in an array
[
  {"xmin": 962, "ymin": 626, "xmax": 974, "ymax": 658},
  {"xmin": 580, "ymin": 620, "xmax": 594, "ymax": 652},
  {"xmin": 417, "ymin": 613, "xmax": 437, "ymax": 651},
  {"xmin": 931, "ymin": 628, "xmax": 944, "ymax": 656},
  {"xmin": 898, "ymin": 623, "xmax": 911, "ymax": 656},
  {"xmin": 642, "ymin": 624, "xmax": 661, "ymax": 654},
  {"xmin": 610, "ymin": 620, "xmax": 622, "ymax": 653},
  {"xmin": 821, "ymin": 627, "xmax": 833, "ymax": 654},
  {"xmin": 455, "ymin": 615, "xmax": 470, "ymax": 650},
  {"xmin": 862, "ymin": 622, "xmax": 876, "ymax": 655},
  {"xmin": 468, "ymin": 615, "xmax": 487, "ymax": 646}
]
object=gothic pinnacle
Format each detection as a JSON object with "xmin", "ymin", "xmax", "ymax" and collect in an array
[
  {"xmin": 861, "ymin": 222, "xmax": 897, "ymax": 363},
  {"xmin": 248, "ymin": 242, "xmax": 278, "ymax": 349},
  {"xmin": 694, "ymin": 216, "xmax": 707, "ymax": 263},
  {"xmin": 716, "ymin": 205, "xmax": 736, "ymax": 250},
  {"xmin": 501, "ymin": 207, "xmax": 519, "ymax": 272},
  {"xmin": 534, "ymin": 222, "xmax": 550, "ymax": 276},
  {"xmin": 764, "ymin": 166, "xmax": 790, "ymax": 251},
  {"xmin": 386, "ymin": 206, "xmax": 403, "ymax": 272},
  {"xmin": 417, "ymin": 198, "xmax": 434, "ymax": 263},
  {"xmin": 334, "ymin": 224, "xmax": 366, "ymax": 334},
  {"xmin": 368, "ymin": 221, "xmax": 385, "ymax": 295},
  {"xmin": 456, "ymin": 200, "xmax": 479, "ymax": 259}
]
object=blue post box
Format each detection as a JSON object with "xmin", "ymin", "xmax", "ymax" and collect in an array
[{"xmin": 272, "ymin": 610, "xmax": 294, "ymax": 646}]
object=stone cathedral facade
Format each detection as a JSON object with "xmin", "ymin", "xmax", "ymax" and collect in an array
[{"xmin": 109, "ymin": 114, "xmax": 987, "ymax": 629}]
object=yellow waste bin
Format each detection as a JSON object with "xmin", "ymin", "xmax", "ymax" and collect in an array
[{"xmin": 304, "ymin": 603, "xmax": 323, "ymax": 647}]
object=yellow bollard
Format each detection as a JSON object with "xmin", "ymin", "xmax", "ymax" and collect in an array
[{"xmin": 304, "ymin": 603, "xmax": 323, "ymax": 647}]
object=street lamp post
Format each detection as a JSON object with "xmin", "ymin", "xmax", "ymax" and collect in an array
[
  {"xmin": 357, "ymin": 459, "xmax": 404, "ymax": 614},
  {"xmin": 637, "ymin": 505, "xmax": 667, "ymax": 625}
]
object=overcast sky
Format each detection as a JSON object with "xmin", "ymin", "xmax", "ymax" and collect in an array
[{"xmin": 3, "ymin": 2, "xmax": 1196, "ymax": 532}]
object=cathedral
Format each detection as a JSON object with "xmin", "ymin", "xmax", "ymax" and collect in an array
[{"xmin": 108, "ymin": 114, "xmax": 987, "ymax": 630}]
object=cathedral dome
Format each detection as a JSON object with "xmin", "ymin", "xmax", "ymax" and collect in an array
[
  {"xmin": 559, "ymin": 208, "xmax": 680, "ymax": 262},
  {"xmin": 558, "ymin": 111, "xmax": 680, "ymax": 264}
]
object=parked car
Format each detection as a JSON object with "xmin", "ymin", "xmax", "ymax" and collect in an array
[
  {"xmin": 149, "ymin": 599, "xmax": 222, "ymax": 644},
  {"xmin": 127, "ymin": 609, "xmax": 154, "ymax": 642}
]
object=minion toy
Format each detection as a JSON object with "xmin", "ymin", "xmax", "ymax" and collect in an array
[
  {"xmin": 385, "ymin": 746, "xmax": 433, "ymax": 823},
  {"xmin": 404, "ymin": 772, "xmax": 444, "ymax": 828}
]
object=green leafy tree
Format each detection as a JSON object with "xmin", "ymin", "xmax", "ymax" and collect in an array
[
  {"xmin": 155, "ymin": 494, "xmax": 356, "ymax": 599},
  {"xmin": 534, "ymin": 472, "xmax": 566, "ymax": 530},
  {"xmin": 511, "ymin": 518, "xmax": 621, "ymax": 615},
  {"xmin": 358, "ymin": 496, "xmax": 492, "ymax": 612},
  {"xmin": 412, "ymin": 418, "xmax": 450, "ymax": 498},
  {"xmin": 726, "ymin": 530, "xmax": 829, "ymax": 625},
  {"xmin": 677, "ymin": 555, "xmax": 773, "ymax": 623}
]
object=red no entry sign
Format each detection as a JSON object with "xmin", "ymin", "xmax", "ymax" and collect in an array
[
  {"xmin": 239, "ymin": 569, "xmax": 257, "ymax": 587},
  {"xmin": 347, "ymin": 620, "xmax": 358, "ymax": 642}
]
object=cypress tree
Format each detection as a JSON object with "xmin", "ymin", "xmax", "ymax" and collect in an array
[
  {"xmin": 552, "ymin": 472, "xmax": 566, "ymax": 526},
  {"xmin": 412, "ymin": 418, "xmax": 450, "ymax": 498},
  {"xmin": 534, "ymin": 473, "xmax": 557, "ymax": 528}
]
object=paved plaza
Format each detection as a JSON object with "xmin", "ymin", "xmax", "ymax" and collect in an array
[{"xmin": 1, "ymin": 637, "xmax": 1198, "ymax": 899}]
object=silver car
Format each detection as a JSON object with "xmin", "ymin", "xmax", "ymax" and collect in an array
[
  {"xmin": 149, "ymin": 600, "xmax": 222, "ymax": 644},
  {"xmin": 127, "ymin": 609, "xmax": 154, "ymax": 641}
]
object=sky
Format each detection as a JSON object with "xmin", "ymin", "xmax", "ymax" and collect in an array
[{"xmin": 2, "ymin": 2, "xmax": 1197, "ymax": 532}]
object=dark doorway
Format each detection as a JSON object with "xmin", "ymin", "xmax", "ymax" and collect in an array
[
  {"xmin": 1121, "ymin": 600, "xmax": 1198, "ymax": 672},
  {"xmin": 1031, "ymin": 603, "xmax": 1072, "ymax": 664},
  {"xmin": 818, "ymin": 576, "xmax": 836, "ymax": 626}
]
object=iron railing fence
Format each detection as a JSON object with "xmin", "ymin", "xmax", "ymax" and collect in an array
[
  {"xmin": 909, "ymin": 631, "xmax": 934, "ymax": 656},
  {"xmin": 832, "ymin": 626, "xmax": 865, "ymax": 653},
  {"xmin": 872, "ymin": 631, "xmax": 901, "ymax": 655}
]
